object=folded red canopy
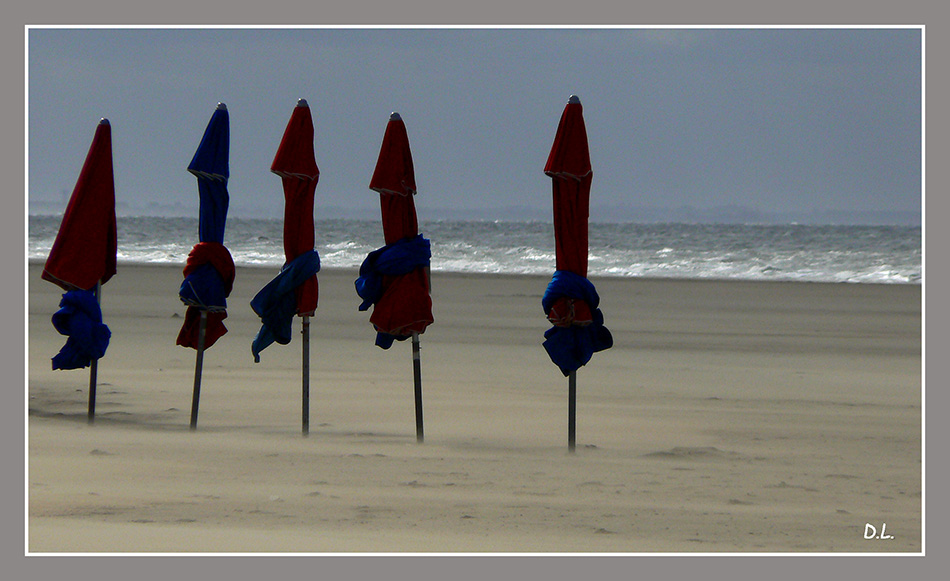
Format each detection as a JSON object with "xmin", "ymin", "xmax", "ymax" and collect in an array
[
  {"xmin": 544, "ymin": 96, "xmax": 592, "ymax": 278},
  {"xmin": 42, "ymin": 119, "xmax": 117, "ymax": 292},
  {"xmin": 271, "ymin": 99, "xmax": 320, "ymax": 316},
  {"xmin": 370, "ymin": 114, "xmax": 419, "ymax": 243}
]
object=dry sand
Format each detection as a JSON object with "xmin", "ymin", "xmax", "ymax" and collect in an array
[{"xmin": 27, "ymin": 263, "xmax": 921, "ymax": 553}]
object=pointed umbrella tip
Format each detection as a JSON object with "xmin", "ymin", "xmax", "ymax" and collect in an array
[
  {"xmin": 297, "ymin": 98, "xmax": 309, "ymax": 107},
  {"xmin": 390, "ymin": 112, "xmax": 402, "ymax": 121},
  {"xmin": 98, "ymin": 117, "xmax": 110, "ymax": 125},
  {"xmin": 568, "ymin": 95, "xmax": 581, "ymax": 104},
  {"xmin": 216, "ymin": 102, "xmax": 227, "ymax": 110}
]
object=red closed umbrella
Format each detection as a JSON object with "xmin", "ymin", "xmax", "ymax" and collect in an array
[
  {"xmin": 542, "ymin": 96, "xmax": 612, "ymax": 452},
  {"xmin": 357, "ymin": 112, "xmax": 433, "ymax": 442},
  {"xmin": 545, "ymin": 95, "xmax": 593, "ymax": 279},
  {"xmin": 369, "ymin": 113, "xmax": 432, "ymax": 342},
  {"xmin": 370, "ymin": 115, "xmax": 418, "ymax": 243},
  {"xmin": 272, "ymin": 99, "xmax": 320, "ymax": 317},
  {"xmin": 251, "ymin": 98, "xmax": 321, "ymax": 435},
  {"xmin": 42, "ymin": 119, "xmax": 117, "ymax": 292},
  {"xmin": 42, "ymin": 117, "xmax": 117, "ymax": 424}
]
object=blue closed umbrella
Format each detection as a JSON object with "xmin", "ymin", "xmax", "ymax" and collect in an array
[
  {"xmin": 179, "ymin": 102, "xmax": 235, "ymax": 430},
  {"xmin": 188, "ymin": 103, "xmax": 230, "ymax": 244}
]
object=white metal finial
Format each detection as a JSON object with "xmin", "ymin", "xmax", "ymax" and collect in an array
[
  {"xmin": 216, "ymin": 102, "xmax": 227, "ymax": 110},
  {"xmin": 390, "ymin": 112, "xmax": 401, "ymax": 121},
  {"xmin": 568, "ymin": 95, "xmax": 580, "ymax": 104},
  {"xmin": 297, "ymin": 98, "xmax": 309, "ymax": 107},
  {"xmin": 98, "ymin": 118, "xmax": 110, "ymax": 125}
]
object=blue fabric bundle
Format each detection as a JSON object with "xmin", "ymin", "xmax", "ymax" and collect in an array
[
  {"xmin": 355, "ymin": 234, "xmax": 431, "ymax": 311},
  {"xmin": 178, "ymin": 242, "xmax": 235, "ymax": 312},
  {"xmin": 541, "ymin": 270, "xmax": 613, "ymax": 376},
  {"xmin": 354, "ymin": 234, "xmax": 431, "ymax": 349},
  {"xmin": 50, "ymin": 289, "xmax": 111, "ymax": 370},
  {"xmin": 374, "ymin": 330, "xmax": 405, "ymax": 350},
  {"xmin": 250, "ymin": 249, "xmax": 320, "ymax": 362},
  {"xmin": 179, "ymin": 263, "xmax": 228, "ymax": 311}
]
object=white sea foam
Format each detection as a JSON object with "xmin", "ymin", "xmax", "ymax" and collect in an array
[{"xmin": 28, "ymin": 216, "xmax": 922, "ymax": 284}]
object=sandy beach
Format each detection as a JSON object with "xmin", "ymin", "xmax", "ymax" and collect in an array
[{"xmin": 27, "ymin": 262, "xmax": 921, "ymax": 553}]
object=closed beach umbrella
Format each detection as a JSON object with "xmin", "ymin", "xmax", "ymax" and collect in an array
[
  {"xmin": 177, "ymin": 103, "xmax": 236, "ymax": 430},
  {"xmin": 355, "ymin": 112, "xmax": 433, "ymax": 442},
  {"xmin": 541, "ymin": 95, "xmax": 612, "ymax": 452},
  {"xmin": 42, "ymin": 117, "xmax": 117, "ymax": 424},
  {"xmin": 250, "ymin": 99, "xmax": 321, "ymax": 435},
  {"xmin": 272, "ymin": 98, "xmax": 320, "ymax": 317},
  {"xmin": 371, "ymin": 113, "xmax": 419, "ymax": 244},
  {"xmin": 545, "ymin": 96, "xmax": 592, "ymax": 278}
]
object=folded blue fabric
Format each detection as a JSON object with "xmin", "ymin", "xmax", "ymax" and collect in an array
[
  {"xmin": 179, "ymin": 263, "xmax": 228, "ymax": 311},
  {"xmin": 50, "ymin": 289, "xmax": 111, "ymax": 370},
  {"xmin": 250, "ymin": 250, "xmax": 320, "ymax": 362},
  {"xmin": 374, "ymin": 330, "xmax": 405, "ymax": 350},
  {"xmin": 541, "ymin": 270, "xmax": 613, "ymax": 376},
  {"xmin": 355, "ymin": 234, "xmax": 431, "ymax": 311},
  {"xmin": 354, "ymin": 234, "xmax": 431, "ymax": 349}
]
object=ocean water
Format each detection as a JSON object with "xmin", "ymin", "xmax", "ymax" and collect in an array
[{"xmin": 27, "ymin": 215, "xmax": 922, "ymax": 284}]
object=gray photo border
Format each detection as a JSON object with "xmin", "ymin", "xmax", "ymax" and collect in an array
[{"xmin": 6, "ymin": 1, "xmax": 943, "ymax": 579}]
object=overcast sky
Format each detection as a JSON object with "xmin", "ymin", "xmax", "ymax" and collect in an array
[{"xmin": 27, "ymin": 27, "xmax": 921, "ymax": 222}]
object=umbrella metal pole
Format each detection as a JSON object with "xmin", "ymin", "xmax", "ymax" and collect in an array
[
  {"xmin": 190, "ymin": 309, "xmax": 208, "ymax": 431},
  {"xmin": 302, "ymin": 315, "xmax": 310, "ymax": 436},
  {"xmin": 568, "ymin": 370, "xmax": 577, "ymax": 453},
  {"xmin": 87, "ymin": 358, "xmax": 98, "ymax": 425},
  {"xmin": 87, "ymin": 282, "xmax": 102, "ymax": 425},
  {"xmin": 412, "ymin": 331, "xmax": 424, "ymax": 443}
]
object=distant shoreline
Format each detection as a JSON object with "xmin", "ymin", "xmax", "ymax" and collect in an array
[
  {"xmin": 28, "ymin": 216, "xmax": 921, "ymax": 284},
  {"xmin": 25, "ymin": 258, "xmax": 921, "ymax": 287},
  {"xmin": 26, "ymin": 207, "xmax": 923, "ymax": 227}
]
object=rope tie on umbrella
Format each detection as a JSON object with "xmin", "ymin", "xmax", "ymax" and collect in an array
[
  {"xmin": 183, "ymin": 280, "xmax": 209, "ymax": 310},
  {"xmin": 546, "ymin": 296, "xmax": 595, "ymax": 328}
]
